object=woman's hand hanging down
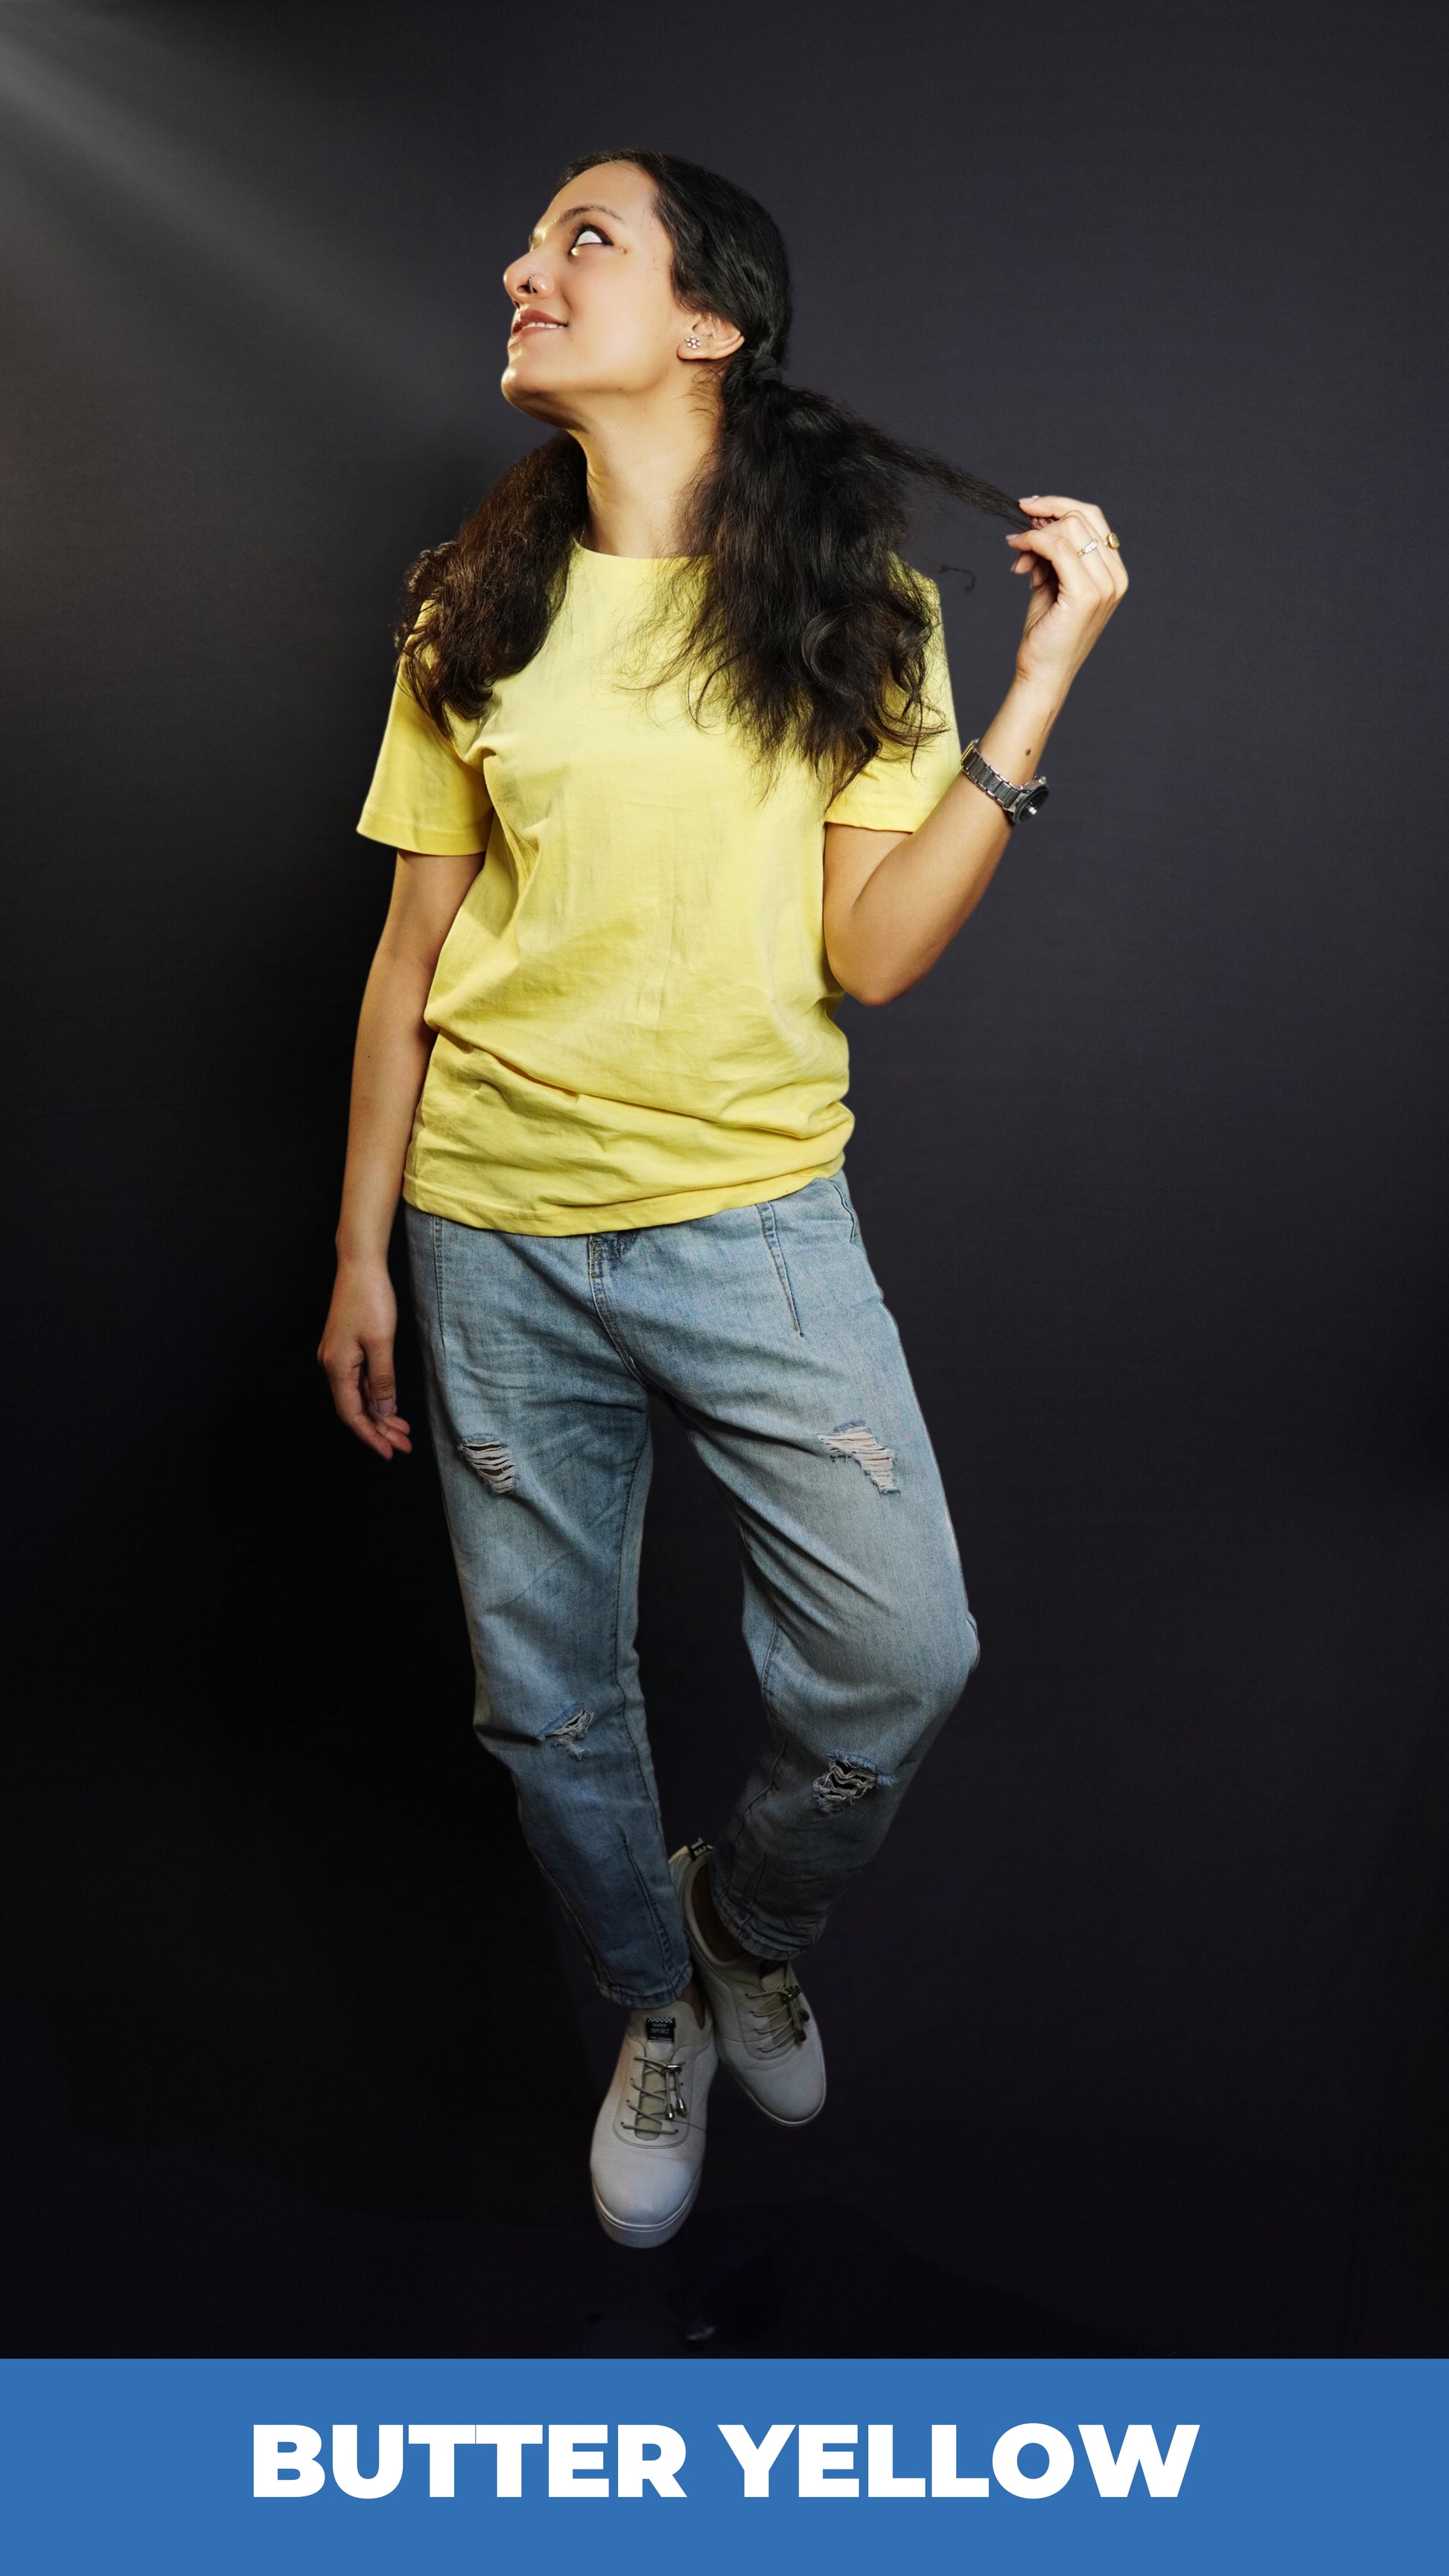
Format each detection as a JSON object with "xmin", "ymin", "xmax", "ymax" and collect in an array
[
  {"xmin": 318, "ymin": 845, "xmax": 485, "ymax": 1458},
  {"xmin": 322, "ymin": 1256, "xmax": 412, "ymax": 1459},
  {"xmin": 823, "ymin": 493, "xmax": 1127, "ymax": 1005}
]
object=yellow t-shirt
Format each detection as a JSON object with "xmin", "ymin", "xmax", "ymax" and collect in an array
[{"xmin": 357, "ymin": 540, "xmax": 961, "ymax": 1234}]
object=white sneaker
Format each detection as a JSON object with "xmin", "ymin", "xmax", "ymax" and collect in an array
[
  {"xmin": 590, "ymin": 1990, "xmax": 717, "ymax": 2250},
  {"xmin": 671, "ymin": 1842, "xmax": 827, "ymax": 2128}
]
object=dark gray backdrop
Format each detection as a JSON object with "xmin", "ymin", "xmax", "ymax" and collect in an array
[{"xmin": 2, "ymin": 0, "xmax": 1445, "ymax": 2356}]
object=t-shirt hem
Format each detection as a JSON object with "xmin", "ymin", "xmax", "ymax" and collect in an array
[
  {"xmin": 823, "ymin": 800, "xmax": 942, "ymax": 830},
  {"xmin": 356, "ymin": 804, "xmax": 488, "ymax": 855},
  {"xmin": 401, "ymin": 1155, "xmax": 847, "ymax": 1236}
]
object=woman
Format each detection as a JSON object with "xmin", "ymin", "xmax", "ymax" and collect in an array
[{"xmin": 319, "ymin": 149, "xmax": 1126, "ymax": 2250}]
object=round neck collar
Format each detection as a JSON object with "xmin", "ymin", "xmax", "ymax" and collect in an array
[{"xmin": 570, "ymin": 535, "xmax": 690, "ymax": 568}]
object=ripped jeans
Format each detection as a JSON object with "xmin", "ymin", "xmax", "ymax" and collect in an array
[{"xmin": 405, "ymin": 1174, "xmax": 979, "ymax": 2009}]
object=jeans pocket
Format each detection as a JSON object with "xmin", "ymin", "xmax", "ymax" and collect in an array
[
  {"xmin": 757, "ymin": 1201, "xmax": 803, "ymax": 1332},
  {"xmin": 825, "ymin": 1173, "xmax": 860, "ymax": 1243}
]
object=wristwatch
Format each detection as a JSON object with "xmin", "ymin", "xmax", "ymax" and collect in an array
[{"xmin": 960, "ymin": 738, "xmax": 1048, "ymax": 824}]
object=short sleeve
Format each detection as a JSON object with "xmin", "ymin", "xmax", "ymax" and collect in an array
[
  {"xmin": 356, "ymin": 658, "xmax": 492, "ymax": 856},
  {"xmin": 824, "ymin": 576, "xmax": 962, "ymax": 832}
]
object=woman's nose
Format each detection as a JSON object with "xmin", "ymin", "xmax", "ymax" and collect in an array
[{"xmin": 503, "ymin": 255, "xmax": 549, "ymax": 301}]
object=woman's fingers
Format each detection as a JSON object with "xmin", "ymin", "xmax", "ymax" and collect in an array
[
  {"xmin": 1022, "ymin": 492, "xmax": 1113, "ymax": 538},
  {"xmin": 360, "ymin": 1338, "xmax": 412, "ymax": 1451},
  {"xmin": 339, "ymin": 1379, "xmax": 397, "ymax": 1456},
  {"xmin": 360, "ymin": 1340, "xmax": 399, "ymax": 1417},
  {"xmin": 1007, "ymin": 514, "xmax": 1115, "ymax": 605},
  {"xmin": 319, "ymin": 1335, "xmax": 412, "ymax": 1456},
  {"xmin": 369, "ymin": 1411, "xmax": 413, "ymax": 1449},
  {"xmin": 1047, "ymin": 510, "xmax": 1117, "ymax": 595},
  {"xmin": 1019, "ymin": 494, "xmax": 1127, "ymax": 590},
  {"xmin": 1007, "ymin": 493, "xmax": 1128, "ymax": 689},
  {"xmin": 1026, "ymin": 515, "xmax": 1116, "ymax": 601}
]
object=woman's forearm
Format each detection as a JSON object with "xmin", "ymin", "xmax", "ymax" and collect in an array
[
  {"xmin": 828, "ymin": 675, "xmax": 1064, "ymax": 1004},
  {"xmin": 334, "ymin": 941, "xmax": 439, "ymax": 1267},
  {"xmin": 826, "ymin": 493, "xmax": 1127, "ymax": 1003},
  {"xmin": 320, "ymin": 849, "xmax": 483, "ymax": 1456}
]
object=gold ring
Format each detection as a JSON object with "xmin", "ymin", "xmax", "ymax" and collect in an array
[{"xmin": 1108, "ymin": 529, "xmax": 1121, "ymax": 549}]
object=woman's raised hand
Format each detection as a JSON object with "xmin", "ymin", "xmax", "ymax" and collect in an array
[{"xmin": 1007, "ymin": 494, "xmax": 1127, "ymax": 701}]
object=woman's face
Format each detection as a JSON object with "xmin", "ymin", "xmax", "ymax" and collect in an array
[{"xmin": 501, "ymin": 161, "xmax": 736, "ymax": 420}]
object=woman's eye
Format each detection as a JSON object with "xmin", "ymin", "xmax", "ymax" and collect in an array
[{"xmin": 570, "ymin": 226, "xmax": 608, "ymax": 249}]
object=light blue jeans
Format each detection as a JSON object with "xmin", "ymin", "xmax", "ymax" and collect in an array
[{"xmin": 406, "ymin": 1173, "xmax": 978, "ymax": 2009}]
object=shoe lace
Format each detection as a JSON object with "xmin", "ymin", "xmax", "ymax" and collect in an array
[
  {"xmin": 626, "ymin": 2049, "xmax": 689, "ymax": 2138},
  {"xmin": 743, "ymin": 1963, "xmax": 810, "ymax": 2056}
]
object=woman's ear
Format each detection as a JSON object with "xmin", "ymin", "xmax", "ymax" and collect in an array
[{"xmin": 679, "ymin": 312, "xmax": 745, "ymax": 363}]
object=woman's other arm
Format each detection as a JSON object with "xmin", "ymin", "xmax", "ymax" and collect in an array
[
  {"xmin": 318, "ymin": 846, "xmax": 485, "ymax": 1457},
  {"xmin": 823, "ymin": 494, "xmax": 1127, "ymax": 1005}
]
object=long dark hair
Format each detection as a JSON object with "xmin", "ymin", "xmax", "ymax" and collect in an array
[{"xmin": 398, "ymin": 149, "xmax": 1022, "ymax": 794}]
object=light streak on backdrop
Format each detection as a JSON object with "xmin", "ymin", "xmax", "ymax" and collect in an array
[{"xmin": 0, "ymin": 0, "xmax": 491, "ymax": 436}]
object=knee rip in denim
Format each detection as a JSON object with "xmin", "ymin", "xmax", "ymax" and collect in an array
[
  {"xmin": 460, "ymin": 1437, "xmax": 516, "ymax": 1495},
  {"xmin": 813, "ymin": 1755, "xmax": 893, "ymax": 1813},
  {"xmin": 823, "ymin": 1422, "xmax": 899, "ymax": 1493},
  {"xmin": 545, "ymin": 1703, "xmax": 593, "ymax": 1755}
]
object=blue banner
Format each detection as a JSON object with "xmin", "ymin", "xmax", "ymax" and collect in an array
[{"xmin": 2, "ymin": 2357, "xmax": 1442, "ymax": 2571}]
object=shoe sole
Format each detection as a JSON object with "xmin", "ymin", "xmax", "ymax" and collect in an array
[{"xmin": 591, "ymin": 2169, "xmax": 703, "ymax": 2251}]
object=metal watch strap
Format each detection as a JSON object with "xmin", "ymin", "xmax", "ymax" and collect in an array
[{"xmin": 960, "ymin": 738, "xmax": 1048, "ymax": 824}]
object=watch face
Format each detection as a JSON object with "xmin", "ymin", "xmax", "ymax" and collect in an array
[{"xmin": 1018, "ymin": 784, "xmax": 1048, "ymax": 816}]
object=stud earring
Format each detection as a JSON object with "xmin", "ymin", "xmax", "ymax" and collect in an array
[{"xmin": 685, "ymin": 333, "xmax": 703, "ymax": 349}]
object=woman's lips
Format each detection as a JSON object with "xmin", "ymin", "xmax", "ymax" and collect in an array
[{"xmin": 510, "ymin": 314, "xmax": 567, "ymax": 340}]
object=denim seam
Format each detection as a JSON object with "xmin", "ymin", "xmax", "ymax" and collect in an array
[
  {"xmin": 622, "ymin": 1829, "xmax": 691, "ymax": 2000},
  {"xmin": 757, "ymin": 1202, "xmax": 803, "ymax": 1333},
  {"xmin": 719, "ymin": 1793, "xmax": 777, "ymax": 1939},
  {"xmin": 722, "ymin": 1828, "xmax": 772, "ymax": 1939},
  {"xmin": 430, "ymin": 1213, "xmax": 448, "ymax": 1349},
  {"xmin": 716, "ymin": 1607, "xmax": 786, "ymax": 1933},
  {"xmin": 611, "ymin": 1420, "xmax": 655, "ymax": 1753},
  {"xmin": 708, "ymin": 1882, "xmax": 804, "ymax": 1963},
  {"xmin": 757, "ymin": 1604, "xmax": 783, "ymax": 1711},
  {"xmin": 707, "ymin": 1870, "xmax": 787, "ymax": 1958},
  {"xmin": 611, "ymin": 1421, "xmax": 682, "ymax": 1992},
  {"xmin": 523, "ymin": 1834, "xmax": 611, "ymax": 1984}
]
